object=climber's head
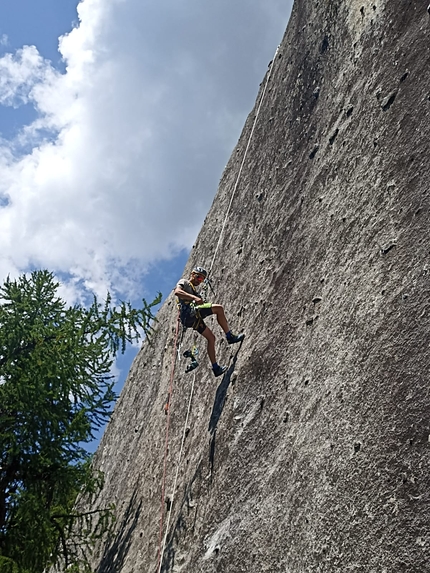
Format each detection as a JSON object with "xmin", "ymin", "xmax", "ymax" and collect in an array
[{"xmin": 190, "ymin": 266, "xmax": 207, "ymax": 285}]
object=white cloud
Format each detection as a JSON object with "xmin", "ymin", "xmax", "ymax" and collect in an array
[
  {"xmin": 0, "ymin": 0, "xmax": 291, "ymax": 299},
  {"xmin": 0, "ymin": 45, "xmax": 53, "ymax": 107}
]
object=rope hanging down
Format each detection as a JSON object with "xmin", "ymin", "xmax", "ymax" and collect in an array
[
  {"xmin": 157, "ymin": 314, "xmax": 180, "ymax": 572},
  {"xmin": 156, "ymin": 44, "xmax": 279, "ymax": 572},
  {"xmin": 157, "ymin": 371, "xmax": 196, "ymax": 573},
  {"xmin": 208, "ymin": 45, "xmax": 279, "ymax": 277}
]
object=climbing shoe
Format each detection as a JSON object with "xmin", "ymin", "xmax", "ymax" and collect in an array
[
  {"xmin": 213, "ymin": 364, "xmax": 227, "ymax": 377},
  {"xmin": 227, "ymin": 333, "xmax": 245, "ymax": 345}
]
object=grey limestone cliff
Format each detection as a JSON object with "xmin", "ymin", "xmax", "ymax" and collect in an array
[{"xmin": 86, "ymin": 1, "xmax": 430, "ymax": 571}]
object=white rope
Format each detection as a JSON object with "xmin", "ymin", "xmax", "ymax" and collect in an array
[
  {"xmin": 208, "ymin": 44, "xmax": 280, "ymax": 276},
  {"xmin": 157, "ymin": 372, "xmax": 196, "ymax": 573}
]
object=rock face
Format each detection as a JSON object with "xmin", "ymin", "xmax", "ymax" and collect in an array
[{"xmin": 88, "ymin": 1, "xmax": 430, "ymax": 572}]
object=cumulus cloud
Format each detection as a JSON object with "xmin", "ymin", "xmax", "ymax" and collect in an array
[{"xmin": 0, "ymin": 0, "xmax": 291, "ymax": 299}]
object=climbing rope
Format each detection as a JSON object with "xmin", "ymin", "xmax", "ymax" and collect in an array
[
  {"xmin": 208, "ymin": 44, "xmax": 279, "ymax": 277},
  {"xmin": 157, "ymin": 372, "xmax": 196, "ymax": 573},
  {"xmin": 157, "ymin": 314, "xmax": 180, "ymax": 571},
  {"xmin": 156, "ymin": 44, "xmax": 280, "ymax": 571}
]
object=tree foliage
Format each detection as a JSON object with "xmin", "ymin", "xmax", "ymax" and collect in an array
[{"xmin": 0, "ymin": 270, "xmax": 160, "ymax": 572}]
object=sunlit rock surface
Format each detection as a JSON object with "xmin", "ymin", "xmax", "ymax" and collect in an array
[{"xmin": 87, "ymin": 1, "xmax": 430, "ymax": 571}]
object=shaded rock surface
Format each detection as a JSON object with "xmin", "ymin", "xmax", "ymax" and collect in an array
[{"xmin": 86, "ymin": 1, "xmax": 430, "ymax": 571}]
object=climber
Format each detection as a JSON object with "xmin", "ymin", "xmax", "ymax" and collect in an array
[{"xmin": 174, "ymin": 266, "xmax": 245, "ymax": 377}]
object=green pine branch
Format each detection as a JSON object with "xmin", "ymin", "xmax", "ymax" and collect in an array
[{"xmin": 0, "ymin": 270, "xmax": 160, "ymax": 573}]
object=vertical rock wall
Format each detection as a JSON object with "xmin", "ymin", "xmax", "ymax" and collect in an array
[{"xmin": 88, "ymin": 1, "xmax": 430, "ymax": 571}]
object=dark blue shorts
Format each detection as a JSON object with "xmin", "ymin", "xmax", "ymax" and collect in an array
[{"xmin": 180, "ymin": 303, "xmax": 213, "ymax": 334}]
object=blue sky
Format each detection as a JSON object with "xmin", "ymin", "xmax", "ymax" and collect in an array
[
  {"xmin": 0, "ymin": 0, "xmax": 76, "ymax": 134},
  {"xmin": 0, "ymin": 0, "xmax": 78, "ymax": 56},
  {"xmin": 0, "ymin": 0, "xmax": 292, "ymax": 433}
]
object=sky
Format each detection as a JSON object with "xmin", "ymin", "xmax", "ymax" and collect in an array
[
  {"xmin": 0, "ymin": 0, "xmax": 292, "ymax": 302},
  {"xmin": 0, "ymin": 0, "xmax": 292, "ymax": 438}
]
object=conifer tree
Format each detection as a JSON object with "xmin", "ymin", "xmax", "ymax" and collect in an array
[{"xmin": 0, "ymin": 270, "xmax": 160, "ymax": 572}]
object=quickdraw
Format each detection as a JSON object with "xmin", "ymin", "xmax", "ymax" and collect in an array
[{"xmin": 183, "ymin": 346, "xmax": 199, "ymax": 373}]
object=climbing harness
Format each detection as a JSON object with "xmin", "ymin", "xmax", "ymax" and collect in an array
[
  {"xmin": 157, "ymin": 43, "xmax": 280, "ymax": 572},
  {"xmin": 179, "ymin": 301, "xmax": 198, "ymax": 329}
]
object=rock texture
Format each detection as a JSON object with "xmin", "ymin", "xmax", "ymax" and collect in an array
[{"xmin": 87, "ymin": 1, "xmax": 430, "ymax": 571}]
